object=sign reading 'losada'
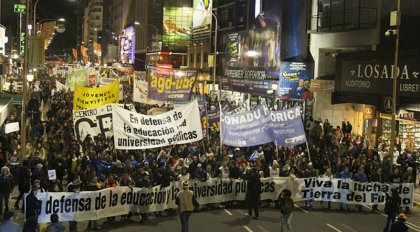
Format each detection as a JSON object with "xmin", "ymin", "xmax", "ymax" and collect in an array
[{"xmin": 339, "ymin": 59, "xmax": 420, "ymax": 98}]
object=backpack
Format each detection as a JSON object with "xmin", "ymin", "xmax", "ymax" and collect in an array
[{"xmin": 281, "ymin": 198, "xmax": 294, "ymax": 214}]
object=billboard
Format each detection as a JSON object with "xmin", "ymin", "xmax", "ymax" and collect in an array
[
  {"xmin": 193, "ymin": 0, "xmax": 213, "ymax": 28},
  {"xmin": 223, "ymin": 26, "xmax": 280, "ymax": 95},
  {"xmin": 278, "ymin": 62, "xmax": 314, "ymax": 100},
  {"xmin": 163, "ymin": 7, "xmax": 193, "ymax": 48},
  {"xmin": 119, "ymin": 26, "xmax": 135, "ymax": 64}
]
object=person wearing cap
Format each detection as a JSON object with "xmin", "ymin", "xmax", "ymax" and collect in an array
[
  {"xmin": 175, "ymin": 181, "xmax": 200, "ymax": 232},
  {"xmin": 390, "ymin": 213, "xmax": 409, "ymax": 232},
  {"xmin": 0, "ymin": 211, "xmax": 22, "ymax": 232}
]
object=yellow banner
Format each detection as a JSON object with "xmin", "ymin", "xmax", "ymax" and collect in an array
[{"xmin": 73, "ymin": 80, "xmax": 119, "ymax": 110}]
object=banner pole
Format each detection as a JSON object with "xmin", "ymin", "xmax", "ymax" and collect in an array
[
  {"xmin": 306, "ymin": 141, "xmax": 312, "ymax": 162},
  {"xmin": 219, "ymin": 101, "xmax": 223, "ymax": 156}
]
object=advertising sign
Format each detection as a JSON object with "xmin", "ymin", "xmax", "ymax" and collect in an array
[
  {"xmin": 337, "ymin": 58, "xmax": 420, "ymax": 98},
  {"xmin": 163, "ymin": 7, "xmax": 193, "ymax": 48},
  {"xmin": 193, "ymin": 0, "xmax": 213, "ymax": 28},
  {"xmin": 223, "ymin": 26, "xmax": 280, "ymax": 95},
  {"xmin": 119, "ymin": 26, "xmax": 135, "ymax": 64},
  {"xmin": 148, "ymin": 68, "xmax": 197, "ymax": 101},
  {"xmin": 278, "ymin": 62, "xmax": 314, "ymax": 99}
]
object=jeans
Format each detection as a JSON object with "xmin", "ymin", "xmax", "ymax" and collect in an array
[
  {"xmin": 0, "ymin": 191, "xmax": 10, "ymax": 214},
  {"xmin": 180, "ymin": 211, "xmax": 192, "ymax": 232},
  {"xmin": 383, "ymin": 211, "xmax": 396, "ymax": 232},
  {"xmin": 280, "ymin": 213, "xmax": 292, "ymax": 232}
]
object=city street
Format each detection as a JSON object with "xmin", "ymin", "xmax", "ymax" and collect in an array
[{"xmin": 9, "ymin": 195, "xmax": 420, "ymax": 232}]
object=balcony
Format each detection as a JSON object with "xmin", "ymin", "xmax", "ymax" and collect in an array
[{"xmin": 309, "ymin": 0, "xmax": 378, "ymax": 33}]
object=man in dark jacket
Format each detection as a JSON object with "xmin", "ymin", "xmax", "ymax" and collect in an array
[
  {"xmin": 242, "ymin": 167, "xmax": 261, "ymax": 219},
  {"xmin": 25, "ymin": 184, "xmax": 42, "ymax": 220},
  {"xmin": 383, "ymin": 189, "xmax": 401, "ymax": 232},
  {"xmin": 15, "ymin": 160, "xmax": 31, "ymax": 210}
]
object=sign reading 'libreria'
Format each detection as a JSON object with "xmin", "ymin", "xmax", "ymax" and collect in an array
[{"xmin": 339, "ymin": 59, "xmax": 420, "ymax": 98}]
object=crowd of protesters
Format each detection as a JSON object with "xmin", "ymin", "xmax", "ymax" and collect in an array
[{"xmin": 0, "ymin": 70, "xmax": 418, "ymax": 232}]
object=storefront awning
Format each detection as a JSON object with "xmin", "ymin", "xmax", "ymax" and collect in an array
[{"xmin": 0, "ymin": 97, "xmax": 14, "ymax": 127}]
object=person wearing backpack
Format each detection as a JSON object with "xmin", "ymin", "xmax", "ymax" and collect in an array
[
  {"xmin": 383, "ymin": 189, "xmax": 401, "ymax": 232},
  {"xmin": 278, "ymin": 189, "xmax": 294, "ymax": 232}
]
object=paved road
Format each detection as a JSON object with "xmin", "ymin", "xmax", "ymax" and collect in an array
[{"xmin": 7, "ymin": 200, "xmax": 420, "ymax": 232}]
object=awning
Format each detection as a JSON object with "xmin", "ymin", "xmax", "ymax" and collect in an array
[{"xmin": 0, "ymin": 97, "xmax": 14, "ymax": 127}]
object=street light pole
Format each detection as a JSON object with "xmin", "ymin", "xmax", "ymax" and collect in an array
[
  {"xmin": 389, "ymin": 0, "xmax": 401, "ymax": 171},
  {"xmin": 33, "ymin": 0, "xmax": 41, "ymax": 35},
  {"xmin": 20, "ymin": 0, "xmax": 31, "ymax": 161}
]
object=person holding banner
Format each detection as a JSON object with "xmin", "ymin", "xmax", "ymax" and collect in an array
[
  {"xmin": 84, "ymin": 176, "xmax": 102, "ymax": 231},
  {"xmin": 67, "ymin": 175, "xmax": 81, "ymax": 232},
  {"xmin": 175, "ymin": 181, "xmax": 200, "ymax": 232},
  {"xmin": 243, "ymin": 167, "xmax": 261, "ymax": 219}
]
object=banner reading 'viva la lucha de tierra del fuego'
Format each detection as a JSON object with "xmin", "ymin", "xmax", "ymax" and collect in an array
[{"xmin": 33, "ymin": 177, "xmax": 414, "ymax": 223}]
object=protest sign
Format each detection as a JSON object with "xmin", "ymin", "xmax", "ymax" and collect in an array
[
  {"xmin": 32, "ymin": 177, "xmax": 413, "ymax": 223},
  {"xmin": 270, "ymin": 107, "xmax": 307, "ymax": 146},
  {"xmin": 148, "ymin": 68, "xmax": 196, "ymax": 101},
  {"xmin": 112, "ymin": 100, "xmax": 203, "ymax": 149},
  {"xmin": 221, "ymin": 104, "xmax": 272, "ymax": 147},
  {"xmin": 55, "ymin": 80, "xmax": 70, "ymax": 92},
  {"xmin": 133, "ymin": 71, "xmax": 165, "ymax": 105},
  {"xmin": 73, "ymin": 103, "xmax": 134, "ymax": 143},
  {"xmin": 207, "ymin": 108, "xmax": 220, "ymax": 132},
  {"xmin": 73, "ymin": 80, "xmax": 119, "ymax": 110},
  {"xmin": 5, "ymin": 122, "xmax": 19, "ymax": 134},
  {"xmin": 100, "ymin": 77, "xmax": 124, "ymax": 101},
  {"xmin": 48, "ymin": 170, "xmax": 57, "ymax": 180},
  {"xmin": 66, "ymin": 69, "xmax": 88, "ymax": 90}
]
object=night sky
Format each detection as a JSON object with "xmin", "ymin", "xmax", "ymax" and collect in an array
[
  {"xmin": 37, "ymin": 0, "xmax": 78, "ymax": 56},
  {"xmin": 0, "ymin": 0, "xmax": 77, "ymax": 56}
]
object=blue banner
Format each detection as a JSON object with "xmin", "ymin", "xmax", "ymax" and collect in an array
[
  {"xmin": 270, "ymin": 107, "xmax": 307, "ymax": 146},
  {"xmin": 221, "ymin": 104, "xmax": 272, "ymax": 147}
]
